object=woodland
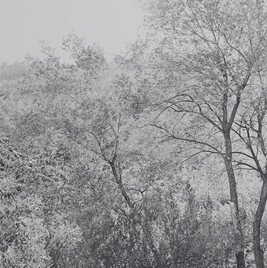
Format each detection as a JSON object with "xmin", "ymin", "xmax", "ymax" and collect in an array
[{"xmin": 0, "ymin": 0, "xmax": 267, "ymax": 267}]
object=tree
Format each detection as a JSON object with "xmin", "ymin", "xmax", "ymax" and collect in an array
[
  {"xmin": 118, "ymin": 0, "xmax": 267, "ymax": 266},
  {"xmin": 233, "ymin": 71, "xmax": 267, "ymax": 268},
  {"xmin": 0, "ymin": 136, "xmax": 81, "ymax": 268}
]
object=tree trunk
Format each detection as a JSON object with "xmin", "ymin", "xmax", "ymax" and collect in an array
[
  {"xmin": 236, "ymin": 251, "xmax": 246, "ymax": 268},
  {"xmin": 253, "ymin": 179, "xmax": 267, "ymax": 268},
  {"xmin": 224, "ymin": 134, "xmax": 246, "ymax": 268},
  {"xmin": 109, "ymin": 159, "xmax": 133, "ymax": 208}
]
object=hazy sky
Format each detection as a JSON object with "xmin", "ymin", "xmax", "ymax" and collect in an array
[{"xmin": 0, "ymin": 0, "xmax": 143, "ymax": 63}]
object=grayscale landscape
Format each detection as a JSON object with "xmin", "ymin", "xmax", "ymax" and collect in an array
[{"xmin": 0, "ymin": 0, "xmax": 267, "ymax": 267}]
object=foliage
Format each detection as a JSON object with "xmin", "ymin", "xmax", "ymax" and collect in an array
[{"xmin": 0, "ymin": 3, "xmax": 267, "ymax": 265}]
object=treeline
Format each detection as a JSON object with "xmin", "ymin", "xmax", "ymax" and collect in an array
[{"xmin": 0, "ymin": 0, "xmax": 267, "ymax": 268}]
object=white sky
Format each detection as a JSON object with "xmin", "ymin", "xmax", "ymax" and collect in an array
[{"xmin": 0, "ymin": 0, "xmax": 143, "ymax": 63}]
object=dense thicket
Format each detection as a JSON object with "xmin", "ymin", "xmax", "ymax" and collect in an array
[{"xmin": 0, "ymin": 1, "xmax": 267, "ymax": 267}]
